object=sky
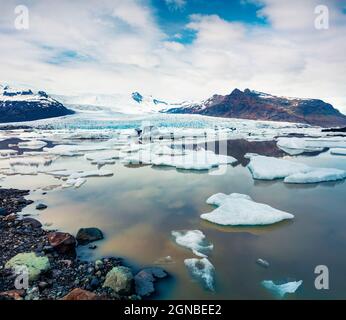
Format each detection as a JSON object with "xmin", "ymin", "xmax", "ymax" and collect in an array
[{"xmin": 0, "ymin": 0, "xmax": 346, "ymax": 111}]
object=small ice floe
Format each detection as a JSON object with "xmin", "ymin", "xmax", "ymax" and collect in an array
[
  {"xmin": 244, "ymin": 152, "xmax": 259, "ymax": 159},
  {"xmin": 2, "ymin": 166, "xmax": 38, "ymax": 176},
  {"xmin": 284, "ymin": 168, "xmax": 346, "ymax": 184},
  {"xmin": 153, "ymin": 145, "xmax": 186, "ymax": 156},
  {"xmin": 68, "ymin": 169, "xmax": 114, "ymax": 179},
  {"xmin": 122, "ymin": 150, "xmax": 154, "ymax": 165},
  {"xmin": 262, "ymin": 280, "xmax": 303, "ymax": 298},
  {"xmin": 152, "ymin": 149, "xmax": 237, "ymax": 171},
  {"xmin": 201, "ymin": 193, "xmax": 294, "ymax": 226},
  {"xmin": 171, "ymin": 230, "xmax": 213, "ymax": 258},
  {"xmin": 0, "ymin": 149, "xmax": 18, "ymax": 158},
  {"xmin": 330, "ymin": 148, "xmax": 346, "ymax": 156},
  {"xmin": 63, "ymin": 178, "xmax": 87, "ymax": 189},
  {"xmin": 9, "ymin": 155, "xmax": 57, "ymax": 167},
  {"xmin": 43, "ymin": 144, "xmax": 110, "ymax": 157},
  {"xmin": 85, "ymin": 151, "xmax": 120, "ymax": 165},
  {"xmin": 277, "ymin": 138, "xmax": 324, "ymax": 155},
  {"xmin": 121, "ymin": 144, "xmax": 145, "ymax": 153},
  {"xmin": 256, "ymin": 258, "xmax": 270, "ymax": 268},
  {"xmin": 45, "ymin": 169, "xmax": 79, "ymax": 177},
  {"xmin": 154, "ymin": 256, "xmax": 175, "ymax": 265},
  {"xmin": 248, "ymin": 155, "xmax": 346, "ymax": 184},
  {"xmin": 184, "ymin": 258, "xmax": 215, "ymax": 291},
  {"xmin": 17, "ymin": 140, "xmax": 47, "ymax": 149},
  {"xmin": 248, "ymin": 156, "xmax": 310, "ymax": 180}
]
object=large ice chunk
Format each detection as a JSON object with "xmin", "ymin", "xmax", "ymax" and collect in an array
[
  {"xmin": 18, "ymin": 140, "xmax": 47, "ymax": 149},
  {"xmin": 171, "ymin": 230, "xmax": 213, "ymax": 258},
  {"xmin": 201, "ymin": 193, "xmax": 294, "ymax": 226},
  {"xmin": 277, "ymin": 138, "xmax": 324, "ymax": 155},
  {"xmin": 284, "ymin": 168, "xmax": 346, "ymax": 184},
  {"xmin": 248, "ymin": 156, "xmax": 311, "ymax": 180},
  {"xmin": 330, "ymin": 148, "xmax": 346, "ymax": 156},
  {"xmin": 184, "ymin": 258, "xmax": 215, "ymax": 291},
  {"xmin": 262, "ymin": 280, "xmax": 303, "ymax": 298}
]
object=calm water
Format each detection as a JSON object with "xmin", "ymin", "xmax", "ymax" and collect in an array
[{"xmin": 1, "ymin": 148, "xmax": 346, "ymax": 300}]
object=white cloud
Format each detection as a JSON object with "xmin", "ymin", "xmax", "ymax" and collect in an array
[{"xmin": 0, "ymin": 0, "xmax": 345, "ymax": 113}]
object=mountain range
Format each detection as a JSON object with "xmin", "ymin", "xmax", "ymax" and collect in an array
[
  {"xmin": 0, "ymin": 85, "xmax": 74, "ymax": 123},
  {"xmin": 166, "ymin": 89, "xmax": 346, "ymax": 128},
  {"xmin": 1, "ymin": 85, "xmax": 346, "ymax": 128}
]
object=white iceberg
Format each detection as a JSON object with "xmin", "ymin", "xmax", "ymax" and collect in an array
[
  {"xmin": 43, "ymin": 144, "xmax": 110, "ymax": 156},
  {"xmin": 63, "ymin": 178, "xmax": 87, "ymax": 189},
  {"xmin": 152, "ymin": 149, "xmax": 237, "ymax": 171},
  {"xmin": 18, "ymin": 140, "xmax": 47, "ymax": 149},
  {"xmin": 171, "ymin": 230, "xmax": 213, "ymax": 258},
  {"xmin": 2, "ymin": 167, "xmax": 38, "ymax": 176},
  {"xmin": 277, "ymin": 138, "xmax": 324, "ymax": 155},
  {"xmin": 262, "ymin": 280, "xmax": 303, "ymax": 298},
  {"xmin": 330, "ymin": 148, "xmax": 346, "ymax": 156},
  {"xmin": 153, "ymin": 145, "xmax": 186, "ymax": 156},
  {"xmin": 248, "ymin": 156, "xmax": 311, "ymax": 180},
  {"xmin": 9, "ymin": 155, "xmax": 57, "ymax": 167},
  {"xmin": 85, "ymin": 150, "xmax": 120, "ymax": 165},
  {"xmin": 284, "ymin": 168, "xmax": 346, "ymax": 184},
  {"xmin": 45, "ymin": 170, "xmax": 80, "ymax": 177},
  {"xmin": 201, "ymin": 193, "xmax": 294, "ymax": 226},
  {"xmin": 68, "ymin": 169, "xmax": 114, "ymax": 179},
  {"xmin": 184, "ymin": 258, "xmax": 215, "ymax": 291}
]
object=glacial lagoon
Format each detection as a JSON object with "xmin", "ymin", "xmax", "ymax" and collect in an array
[{"xmin": 1, "ymin": 114, "xmax": 346, "ymax": 300}]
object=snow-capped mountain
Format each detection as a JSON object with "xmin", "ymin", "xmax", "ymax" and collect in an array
[
  {"xmin": 166, "ymin": 88, "xmax": 346, "ymax": 127},
  {"xmin": 0, "ymin": 85, "xmax": 74, "ymax": 123},
  {"xmin": 58, "ymin": 91, "xmax": 171, "ymax": 115}
]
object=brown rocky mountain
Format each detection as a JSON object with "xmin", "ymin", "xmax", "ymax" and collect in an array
[{"xmin": 166, "ymin": 89, "xmax": 346, "ymax": 127}]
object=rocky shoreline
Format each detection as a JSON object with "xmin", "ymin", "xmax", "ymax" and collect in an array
[{"xmin": 0, "ymin": 188, "xmax": 167, "ymax": 300}]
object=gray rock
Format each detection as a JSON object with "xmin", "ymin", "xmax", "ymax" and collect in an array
[
  {"xmin": 76, "ymin": 228, "xmax": 104, "ymax": 245},
  {"xmin": 134, "ymin": 267, "xmax": 167, "ymax": 297},
  {"xmin": 103, "ymin": 266, "xmax": 133, "ymax": 295},
  {"xmin": 0, "ymin": 207, "xmax": 8, "ymax": 216},
  {"xmin": 22, "ymin": 218, "xmax": 42, "ymax": 229},
  {"xmin": 36, "ymin": 203, "xmax": 47, "ymax": 210}
]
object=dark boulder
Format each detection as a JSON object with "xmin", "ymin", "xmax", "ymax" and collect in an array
[
  {"xmin": 134, "ymin": 267, "xmax": 167, "ymax": 297},
  {"xmin": 47, "ymin": 232, "xmax": 76, "ymax": 256},
  {"xmin": 76, "ymin": 228, "xmax": 104, "ymax": 245}
]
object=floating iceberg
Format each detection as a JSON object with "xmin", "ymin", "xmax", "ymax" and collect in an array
[
  {"xmin": 121, "ymin": 146, "xmax": 237, "ymax": 171},
  {"xmin": 201, "ymin": 193, "xmax": 294, "ymax": 226},
  {"xmin": 152, "ymin": 149, "xmax": 237, "ymax": 171},
  {"xmin": 248, "ymin": 156, "xmax": 310, "ymax": 180},
  {"xmin": 18, "ymin": 140, "xmax": 47, "ymax": 149},
  {"xmin": 9, "ymin": 155, "xmax": 57, "ymax": 167},
  {"xmin": 284, "ymin": 168, "xmax": 346, "ymax": 184},
  {"xmin": 330, "ymin": 148, "xmax": 346, "ymax": 156},
  {"xmin": 153, "ymin": 145, "xmax": 186, "ymax": 156},
  {"xmin": 68, "ymin": 169, "xmax": 113, "ymax": 179},
  {"xmin": 2, "ymin": 167, "xmax": 39, "ymax": 176},
  {"xmin": 85, "ymin": 150, "xmax": 120, "ymax": 165},
  {"xmin": 63, "ymin": 178, "xmax": 87, "ymax": 189},
  {"xmin": 248, "ymin": 155, "xmax": 346, "ymax": 184},
  {"xmin": 43, "ymin": 144, "xmax": 110, "ymax": 156},
  {"xmin": 262, "ymin": 280, "xmax": 303, "ymax": 298},
  {"xmin": 277, "ymin": 138, "xmax": 324, "ymax": 155},
  {"xmin": 184, "ymin": 258, "xmax": 215, "ymax": 291},
  {"xmin": 171, "ymin": 230, "xmax": 213, "ymax": 258}
]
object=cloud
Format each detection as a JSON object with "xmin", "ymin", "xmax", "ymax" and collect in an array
[{"xmin": 0, "ymin": 0, "xmax": 345, "ymax": 113}]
